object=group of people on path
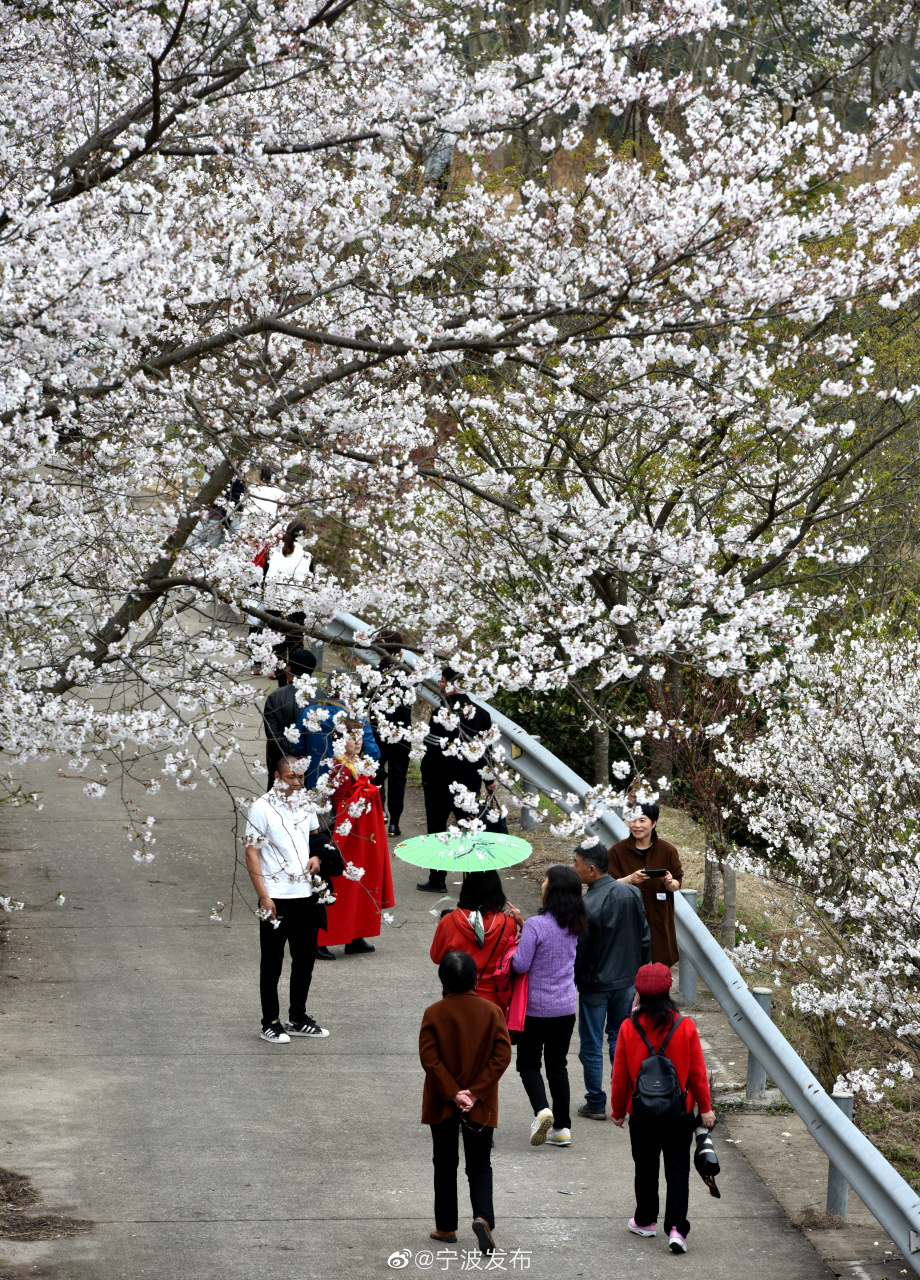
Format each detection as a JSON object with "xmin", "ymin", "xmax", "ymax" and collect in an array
[
  {"xmin": 420, "ymin": 817, "xmax": 715, "ymax": 1258},
  {"xmin": 258, "ymin": 651, "xmax": 505, "ymax": 966},
  {"xmin": 245, "ymin": 641, "xmax": 716, "ymax": 1258}
]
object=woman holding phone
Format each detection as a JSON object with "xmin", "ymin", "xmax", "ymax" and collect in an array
[{"xmin": 607, "ymin": 802, "xmax": 683, "ymax": 966}]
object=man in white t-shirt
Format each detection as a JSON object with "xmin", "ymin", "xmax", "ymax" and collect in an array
[{"xmin": 245, "ymin": 756, "xmax": 332, "ymax": 1043}]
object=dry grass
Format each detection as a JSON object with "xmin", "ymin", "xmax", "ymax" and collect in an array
[
  {"xmin": 0, "ymin": 1168, "xmax": 91, "ymax": 1242},
  {"xmin": 795, "ymin": 1206, "xmax": 848, "ymax": 1231}
]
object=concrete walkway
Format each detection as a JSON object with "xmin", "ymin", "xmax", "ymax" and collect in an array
[{"xmin": 0, "ymin": 740, "xmax": 834, "ymax": 1280}]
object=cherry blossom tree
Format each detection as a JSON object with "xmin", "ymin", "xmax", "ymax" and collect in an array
[
  {"xmin": 722, "ymin": 630, "xmax": 920, "ymax": 1090},
  {"xmin": 3, "ymin": 0, "xmax": 920, "ymax": 894}
]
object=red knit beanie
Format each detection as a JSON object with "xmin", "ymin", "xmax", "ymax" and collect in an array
[{"xmin": 634, "ymin": 962, "xmax": 673, "ymax": 997}]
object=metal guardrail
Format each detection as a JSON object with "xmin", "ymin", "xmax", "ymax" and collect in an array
[
  {"xmin": 319, "ymin": 610, "xmax": 920, "ymax": 1271},
  {"xmin": 677, "ymin": 904, "xmax": 920, "ymax": 1267}
]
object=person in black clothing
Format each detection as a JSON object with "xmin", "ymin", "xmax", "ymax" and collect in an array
[
  {"xmin": 418, "ymin": 667, "xmax": 493, "ymax": 893},
  {"xmin": 262, "ymin": 647, "xmax": 317, "ymax": 784},
  {"xmin": 370, "ymin": 630, "xmax": 413, "ymax": 837},
  {"xmin": 573, "ymin": 840, "xmax": 651, "ymax": 1119}
]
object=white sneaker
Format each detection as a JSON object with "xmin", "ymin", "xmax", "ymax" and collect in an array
[
  {"xmin": 546, "ymin": 1127, "xmax": 571, "ymax": 1146},
  {"xmin": 260, "ymin": 1021, "xmax": 291, "ymax": 1043},
  {"xmin": 530, "ymin": 1108, "xmax": 554, "ymax": 1146}
]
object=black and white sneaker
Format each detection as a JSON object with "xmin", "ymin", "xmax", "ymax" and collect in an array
[
  {"xmin": 260, "ymin": 1021, "xmax": 291, "ymax": 1044},
  {"xmin": 286, "ymin": 1016, "xmax": 330, "ymax": 1038}
]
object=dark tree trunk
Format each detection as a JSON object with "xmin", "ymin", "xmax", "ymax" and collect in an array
[
  {"xmin": 719, "ymin": 861, "xmax": 737, "ymax": 949},
  {"xmin": 702, "ymin": 836, "xmax": 720, "ymax": 916},
  {"xmin": 591, "ymin": 719, "xmax": 609, "ymax": 787}
]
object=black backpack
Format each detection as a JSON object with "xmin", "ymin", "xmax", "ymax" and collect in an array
[{"xmin": 631, "ymin": 1014, "xmax": 687, "ymax": 1122}]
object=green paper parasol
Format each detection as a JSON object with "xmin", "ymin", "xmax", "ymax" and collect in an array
[{"xmin": 393, "ymin": 830, "xmax": 532, "ymax": 873}]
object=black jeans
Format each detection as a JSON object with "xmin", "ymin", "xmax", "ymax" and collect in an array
[
  {"xmin": 430, "ymin": 1114, "xmax": 494, "ymax": 1231},
  {"xmin": 422, "ymin": 761, "xmax": 483, "ymax": 834},
  {"xmin": 259, "ymin": 896, "xmax": 319, "ymax": 1028},
  {"xmin": 515, "ymin": 1013, "xmax": 576, "ymax": 1129},
  {"xmin": 376, "ymin": 742, "xmax": 410, "ymax": 825},
  {"xmin": 628, "ymin": 1113, "xmax": 696, "ymax": 1235}
]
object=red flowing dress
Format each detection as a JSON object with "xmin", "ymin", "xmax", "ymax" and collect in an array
[{"xmin": 318, "ymin": 762, "xmax": 395, "ymax": 945}]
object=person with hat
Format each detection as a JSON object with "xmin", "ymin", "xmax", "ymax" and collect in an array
[
  {"xmin": 610, "ymin": 962, "xmax": 715, "ymax": 1255},
  {"xmin": 369, "ymin": 630, "xmax": 413, "ymax": 837},
  {"xmin": 417, "ymin": 667, "xmax": 493, "ymax": 894},
  {"xmin": 262, "ymin": 647, "xmax": 317, "ymax": 784}
]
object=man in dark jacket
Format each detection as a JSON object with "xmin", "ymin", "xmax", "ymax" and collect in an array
[
  {"xmin": 262, "ymin": 647, "xmax": 316, "ymax": 784},
  {"xmin": 573, "ymin": 840, "xmax": 651, "ymax": 1119},
  {"xmin": 369, "ymin": 631, "xmax": 413, "ymax": 837},
  {"xmin": 417, "ymin": 667, "xmax": 493, "ymax": 893}
]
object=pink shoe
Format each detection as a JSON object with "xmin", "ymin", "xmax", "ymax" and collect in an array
[
  {"xmin": 669, "ymin": 1228, "xmax": 688, "ymax": 1254},
  {"xmin": 628, "ymin": 1218, "xmax": 656, "ymax": 1237}
]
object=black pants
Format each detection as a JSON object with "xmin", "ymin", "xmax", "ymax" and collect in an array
[
  {"xmin": 376, "ymin": 742, "xmax": 410, "ymax": 825},
  {"xmin": 515, "ymin": 1013, "xmax": 576, "ymax": 1129},
  {"xmin": 628, "ymin": 1113, "xmax": 695, "ymax": 1235},
  {"xmin": 259, "ymin": 896, "xmax": 319, "ymax": 1028},
  {"xmin": 430, "ymin": 1114, "xmax": 494, "ymax": 1231},
  {"xmin": 418, "ymin": 760, "xmax": 483, "ymax": 885}
]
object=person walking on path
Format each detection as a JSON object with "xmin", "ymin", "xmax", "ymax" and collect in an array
[
  {"xmin": 262, "ymin": 647, "xmax": 316, "ymax": 783},
  {"xmin": 263, "ymin": 519, "xmax": 312, "ymax": 679},
  {"xmin": 430, "ymin": 872, "xmax": 520, "ymax": 1010},
  {"xmin": 418, "ymin": 667, "xmax": 493, "ymax": 893},
  {"xmin": 608, "ymin": 802, "xmax": 684, "ymax": 967},
  {"xmin": 419, "ymin": 950, "xmax": 512, "ymax": 1256},
  {"xmin": 244, "ymin": 756, "xmax": 341, "ymax": 1043},
  {"xmin": 510, "ymin": 865, "xmax": 588, "ymax": 1148},
  {"xmin": 317, "ymin": 721, "xmax": 394, "ymax": 959},
  {"xmin": 572, "ymin": 841, "xmax": 650, "ymax": 1121},
  {"xmin": 610, "ymin": 963, "xmax": 716, "ymax": 1255}
]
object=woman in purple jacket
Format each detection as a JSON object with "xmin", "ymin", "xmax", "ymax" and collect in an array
[{"xmin": 511, "ymin": 865, "xmax": 589, "ymax": 1147}]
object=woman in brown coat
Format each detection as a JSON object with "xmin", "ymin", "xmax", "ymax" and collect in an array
[
  {"xmin": 419, "ymin": 950, "xmax": 512, "ymax": 1256},
  {"xmin": 608, "ymin": 802, "xmax": 684, "ymax": 967}
]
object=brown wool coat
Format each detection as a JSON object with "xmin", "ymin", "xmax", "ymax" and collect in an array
[
  {"xmin": 419, "ymin": 991, "xmax": 512, "ymax": 1128},
  {"xmin": 608, "ymin": 831, "xmax": 684, "ymax": 968}
]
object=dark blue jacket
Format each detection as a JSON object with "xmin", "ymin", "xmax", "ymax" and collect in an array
[{"xmin": 293, "ymin": 700, "xmax": 380, "ymax": 789}]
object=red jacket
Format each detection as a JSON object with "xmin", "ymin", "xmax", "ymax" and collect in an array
[
  {"xmin": 430, "ymin": 909, "xmax": 517, "ymax": 1010},
  {"xmin": 610, "ymin": 1012, "xmax": 712, "ymax": 1120}
]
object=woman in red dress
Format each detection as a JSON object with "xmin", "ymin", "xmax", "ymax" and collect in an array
[{"xmin": 318, "ymin": 726, "xmax": 395, "ymax": 957}]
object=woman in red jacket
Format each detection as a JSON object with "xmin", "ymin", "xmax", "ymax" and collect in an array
[
  {"xmin": 610, "ymin": 963, "xmax": 716, "ymax": 1254},
  {"xmin": 430, "ymin": 871, "xmax": 520, "ymax": 1011}
]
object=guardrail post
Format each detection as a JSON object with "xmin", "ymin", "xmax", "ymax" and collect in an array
[
  {"xmin": 310, "ymin": 640, "xmax": 324, "ymax": 670},
  {"xmin": 745, "ymin": 988, "xmax": 773, "ymax": 1098},
  {"xmin": 827, "ymin": 1093, "xmax": 854, "ymax": 1218},
  {"xmin": 520, "ymin": 805, "xmax": 537, "ymax": 831},
  {"xmin": 678, "ymin": 889, "xmax": 698, "ymax": 1005}
]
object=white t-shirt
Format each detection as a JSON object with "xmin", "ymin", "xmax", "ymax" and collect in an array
[
  {"xmin": 249, "ymin": 484, "xmax": 285, "ymax": 519},
  {"xmin": 245, "ymin": 790, "xmax": 319, "ymax": 899},
  {"xmin": 265, "ymin": 543, "xmax": 312, "ymax": 610}
]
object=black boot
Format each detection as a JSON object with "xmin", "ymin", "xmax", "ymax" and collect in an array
[
  {"xmin": 344, "ymin": 937, "xmax": 375, "ymax": 954},
  {"xmin": 417, "ymin": 873, "xmax": 447, "ymax": 893}
]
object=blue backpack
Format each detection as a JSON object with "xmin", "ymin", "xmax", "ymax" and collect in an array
[{"xmin": 631, "ymin": 1014, "xmax": 687, "ymax": 1122}]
